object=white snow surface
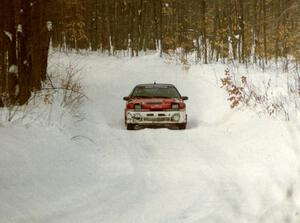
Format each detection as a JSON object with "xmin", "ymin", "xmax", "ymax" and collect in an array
[{"xmin": 1, "ymin": 53, "xmax": 300, "ymax": 223}]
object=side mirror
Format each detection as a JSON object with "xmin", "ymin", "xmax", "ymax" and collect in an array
[
  {"xmin": 123, "ymin": 96, "xmax": 130, "ymax": 101},
  {"xmin": 181, "ymin": 96, "xmax": 188, "ymax": 100}
]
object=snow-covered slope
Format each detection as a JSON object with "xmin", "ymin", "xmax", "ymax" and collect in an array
[{"xmin": 1, "ymin": 53, "xmax": 300, "ymax": 223}]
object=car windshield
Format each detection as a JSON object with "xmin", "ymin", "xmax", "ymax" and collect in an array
[{"xmin": 131, "ymin": 85, "xmax": 181, "ymax": 98}]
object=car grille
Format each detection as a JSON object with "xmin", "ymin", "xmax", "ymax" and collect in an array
[
  {"xmin": 146, "ymin": 102, "xmax": 162, "ymax": 105},
  {"xmin": 143, "ymin": 117, "xmax": 171, "ymax": 122}
]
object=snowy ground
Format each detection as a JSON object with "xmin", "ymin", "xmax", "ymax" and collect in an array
[{"xmin": 1, "ymin": 53, "xmax": 300, "ymax": 223}]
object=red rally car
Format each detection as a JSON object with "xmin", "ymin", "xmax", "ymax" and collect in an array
[{"xmin": 123, "ymin": 83, "xmax": 188, "ymax": 130}]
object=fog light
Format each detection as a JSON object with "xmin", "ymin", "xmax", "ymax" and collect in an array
[
  {"xmin": 133, "ymin": 113, "xmax": 142, "ymax": 121},
  {"xmin": 172, "ymin": 113, "xmax": 180, "ymax": 122}
]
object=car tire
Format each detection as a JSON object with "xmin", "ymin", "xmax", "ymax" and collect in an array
[
  {"xmin": 127, "ymin": 124, "xmax": 136, "ymax": 130},
  {"xmin": 177, "ymin": 123, "xmax": 187, "ymax": 130}
]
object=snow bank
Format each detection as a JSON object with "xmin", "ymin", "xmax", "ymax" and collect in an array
[
  {"xmin": 1, "ymin": 52, "xmax": 300, "ymax": 223},
  {"xmin": 224, "ymin": 62, "xmax": 300, "ymax": 120}
]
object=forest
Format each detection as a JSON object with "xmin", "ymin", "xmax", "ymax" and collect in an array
[
  {"xmin": 2, "ymin": 1, "xmax": 300, "ymax": 222},
  {"xmin": 0, "ymin": 0, "xmax": 299, "ymax": 106}
]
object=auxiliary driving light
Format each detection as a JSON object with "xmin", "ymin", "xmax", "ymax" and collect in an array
[
  {"xmin": 133, "ymin": 113, "xmax": 142, "ymax": 121},
  {"xmin": 172, "ymin": 113, "xmax": 180, "ymax": 122}
]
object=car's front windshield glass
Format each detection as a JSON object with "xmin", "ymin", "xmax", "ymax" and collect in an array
[{"xmin": 131, "ymin": 86, "xmax": 181, "ymax": 98}]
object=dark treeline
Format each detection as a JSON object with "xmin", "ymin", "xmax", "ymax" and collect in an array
[
  {"xmin": 0, "ymin": 0, "xmax": 299, "ymax": 106},
  {"xmin": 51, "ymin": 0, "xmax": 300, "ymax": 65},
  {"xmin": 0, "ymin": 0, "xmax": 52, "ymax": 106}
]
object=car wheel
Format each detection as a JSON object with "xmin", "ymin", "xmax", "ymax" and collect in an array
[
  {"xmin": 177, "ymin": 123, "xmax": 187, "ymax": 130},
  {"xmin": 127, "ymin": 124, "xmax": 136, "ymax": 130}
]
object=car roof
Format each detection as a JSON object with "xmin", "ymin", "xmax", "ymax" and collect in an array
[{"xmin": 135, "ymin": 83, "xmax": 175, "ymax": 88}]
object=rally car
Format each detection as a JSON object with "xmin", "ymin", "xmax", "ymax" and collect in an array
[{"xmin": 123, "ymin": 83, "xmax": 188, "ymax": 130}]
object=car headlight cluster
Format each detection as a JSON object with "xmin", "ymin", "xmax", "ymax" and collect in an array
[
  {"xmin": 171, "ymin": 103, "xmax": 179, "ymax": 110},
  {"xmin": 134, "ymin": 104, "xmax": 142, "ymax": 110}
]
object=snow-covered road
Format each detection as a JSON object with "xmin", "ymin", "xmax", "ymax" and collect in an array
[{"xmin": 1, "ymin": 53, "xmax": 300, "ymax": 223}]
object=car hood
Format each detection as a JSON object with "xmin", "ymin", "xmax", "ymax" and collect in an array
[
  {"xmin": 128, "ymin": 98, "xmax": 183, "ymax": 110},
  {"xmin": 130, "ymin": 98, "xmax": 180, "ymax": 103}
]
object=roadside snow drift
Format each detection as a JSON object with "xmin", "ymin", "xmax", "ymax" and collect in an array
[{"xmin": 1, "ymin": 53, "xmax": 300, "ymax": 223}]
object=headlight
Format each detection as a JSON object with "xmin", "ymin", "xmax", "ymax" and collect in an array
[
  {"xmin": 134, "ymin": 104, "xmax": 142, "ymax": 110},
  {"xmin": 172, "ymin": 113, "xmax": 180, "ymax": 122},
  {"xmin": 171, "ymin": 103, "xmax": 179, "ymax": 110}
]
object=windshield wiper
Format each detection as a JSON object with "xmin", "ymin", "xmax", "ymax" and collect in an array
[
  {"xmin": 133, "ymin": 95, "xmax": 176, "ymax": 98},
  {"xmin": 133, "ymin": 96, "xmax": 153, "ymax": 98},
  {"xmin": 154, "ymin": 96, "xmax": 172, "ymax": 98}
]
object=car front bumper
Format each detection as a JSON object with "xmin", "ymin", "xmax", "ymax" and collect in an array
[{"xmin": 126, "ymin": 110, "xmax": 187, "ymax": 124}]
